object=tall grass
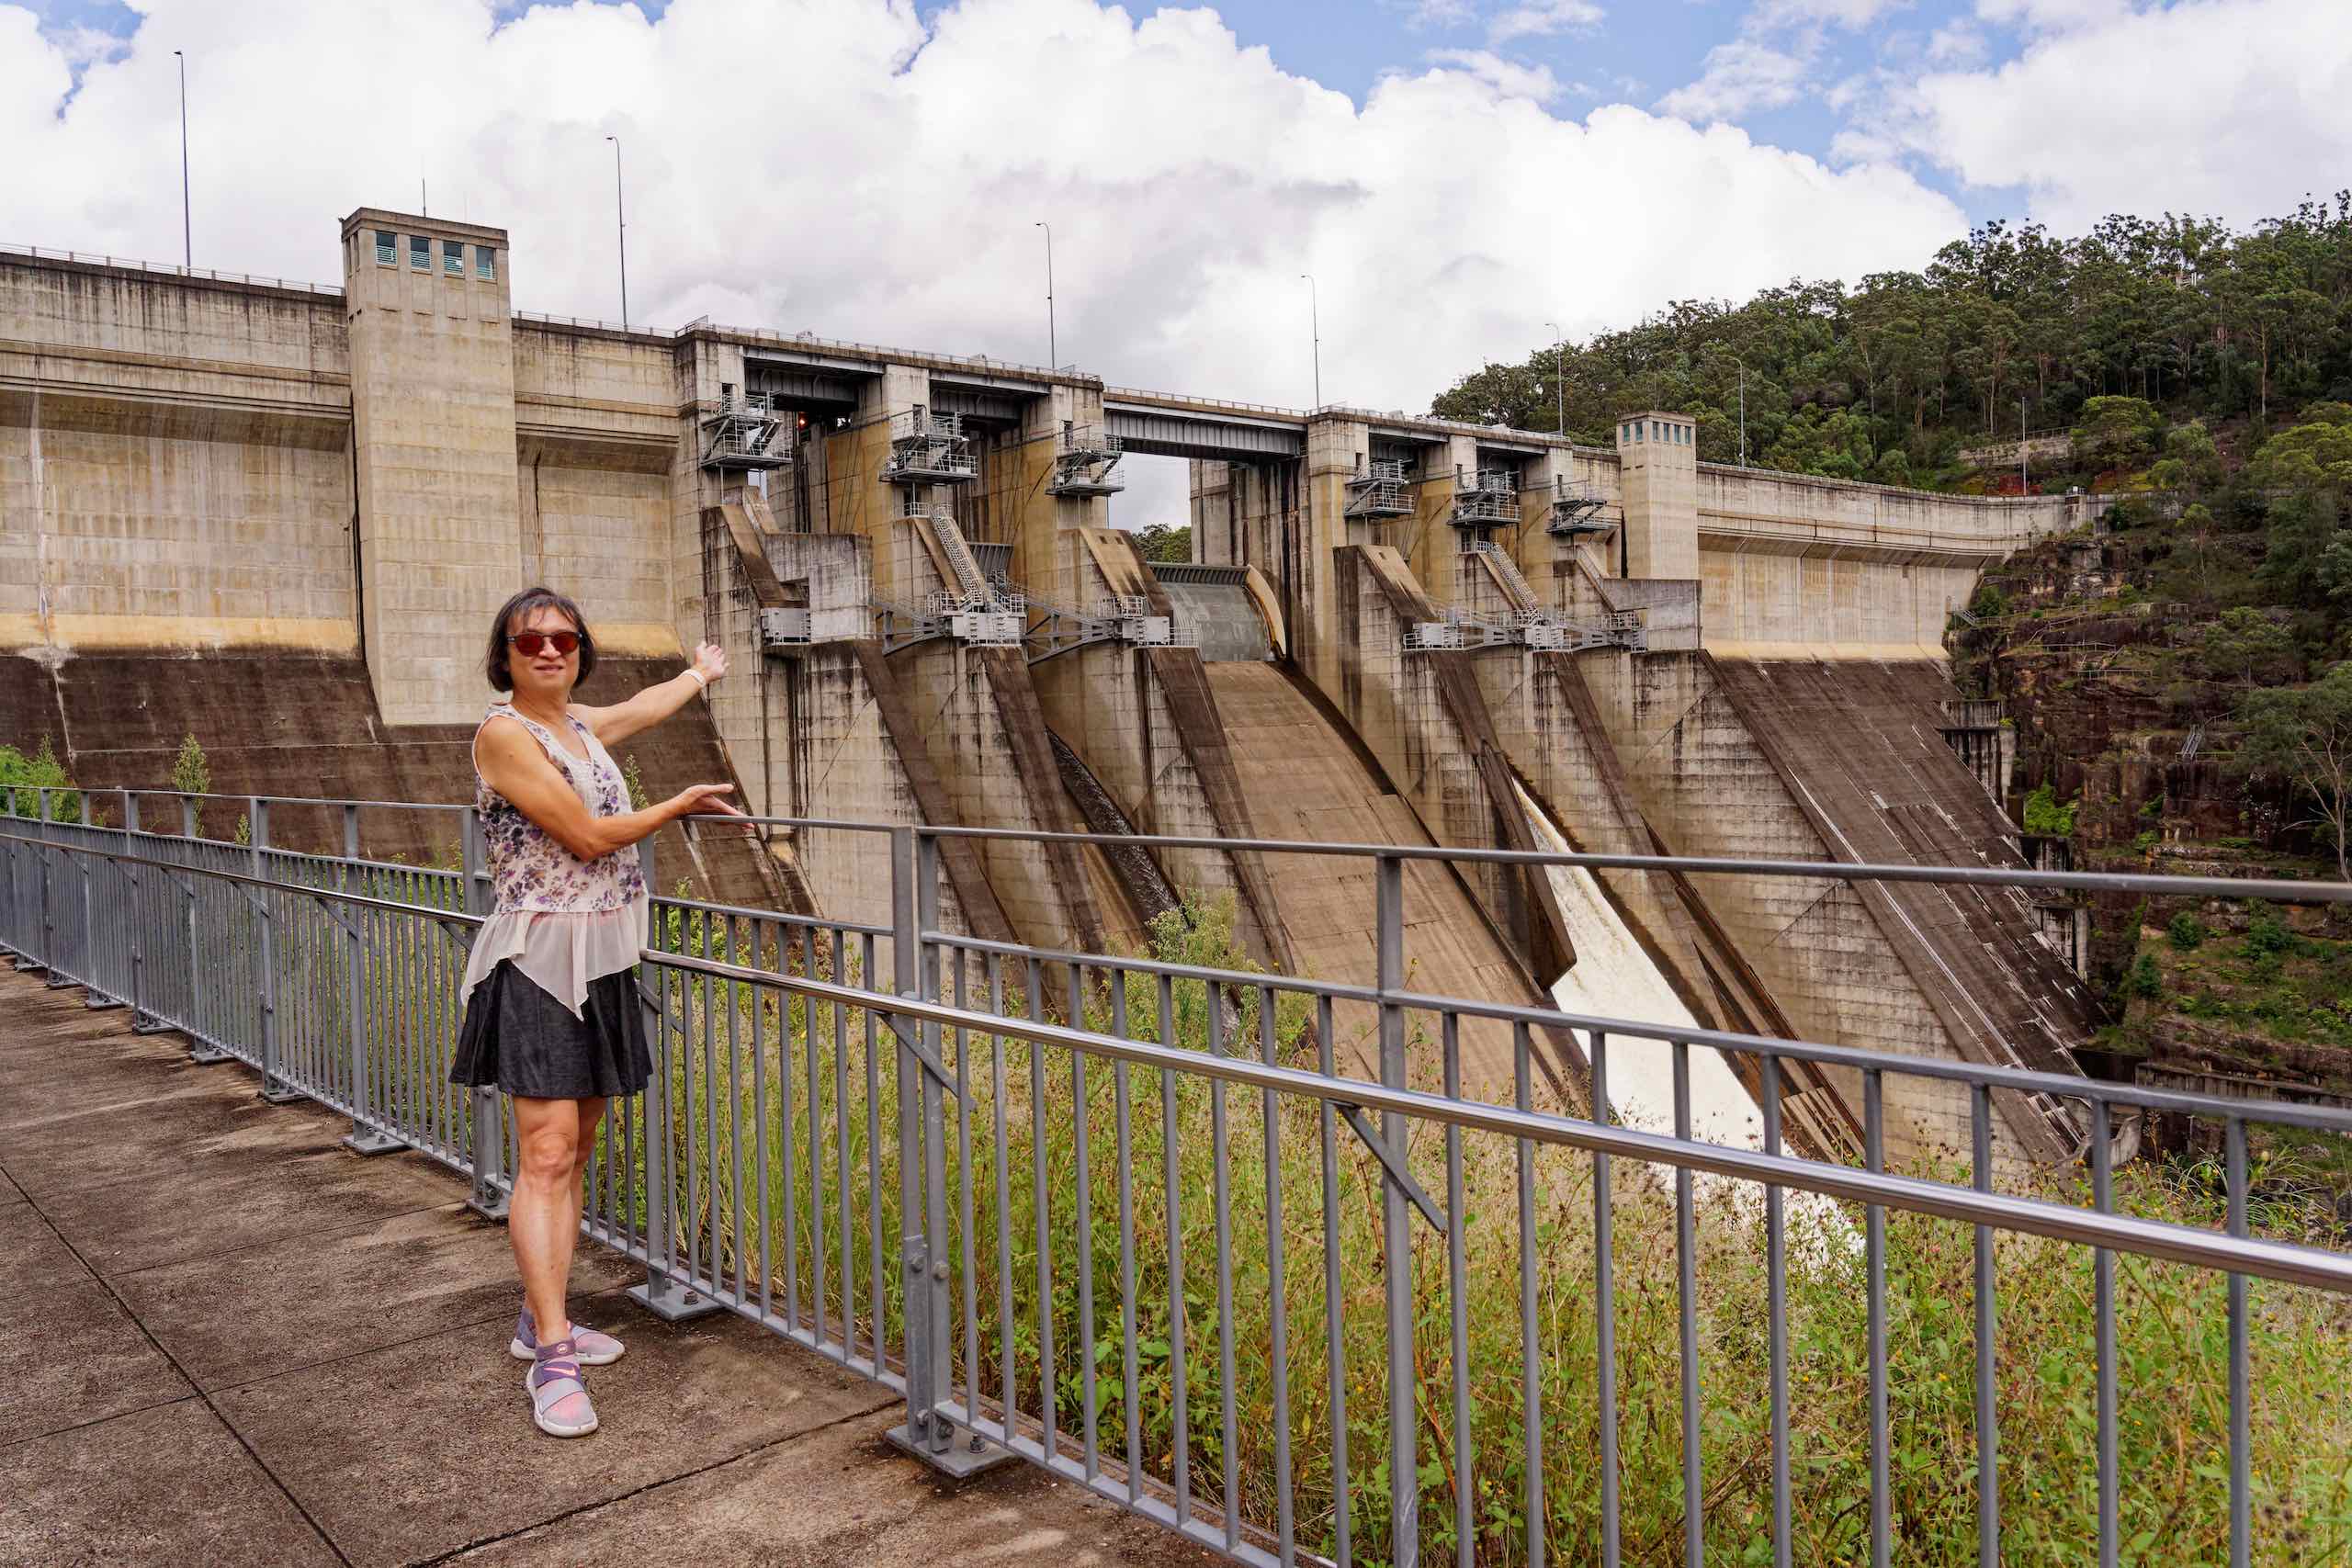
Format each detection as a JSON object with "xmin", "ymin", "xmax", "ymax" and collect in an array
[{"xmin": 641, "ymin": 896, "xmax": 2352, "ymax": 1566}]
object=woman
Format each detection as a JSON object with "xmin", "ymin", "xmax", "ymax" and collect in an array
[{"xmin": 450, "ymin": 585, "xmax": 743, "ymax": 1438}]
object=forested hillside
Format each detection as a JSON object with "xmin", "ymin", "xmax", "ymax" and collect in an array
[{"xmin": 1431, "ymin": 197, "xmax": 2352, "ymax": 489}]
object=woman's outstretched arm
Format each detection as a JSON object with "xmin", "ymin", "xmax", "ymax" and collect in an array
[
  {"xmin": 575, "ymin": 643, "xmax": 727, "ymax": 748},
  {"xmin": 476, "ymin": 716, "xmax": 739, "ymax": 862}
]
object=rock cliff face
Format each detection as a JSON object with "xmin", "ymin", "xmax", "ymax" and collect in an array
[{"xmin": 1948, "ymin": 530, "xmax": 2352, "ymax": 1125}]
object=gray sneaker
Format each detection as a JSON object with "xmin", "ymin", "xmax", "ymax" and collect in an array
[
  {"xmin": 525, "ymin": 1337, "xmax": 597, "ymax": 1438},
  {"xmin": 512, "ymin": 1305, "xmax": 625, "ymax": 1365}
]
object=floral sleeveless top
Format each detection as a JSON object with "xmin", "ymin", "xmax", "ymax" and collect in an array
[
  {"xmin": 458, "ymin": 704, "xmax": 650, "ymax": 1021},
  {"xmin": 475, "ymin": 704, "xmax": 646, "ymax": 912}
]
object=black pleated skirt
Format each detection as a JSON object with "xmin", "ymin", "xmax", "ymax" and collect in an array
[{"xmin": 449, "ymin": 960, "xmax": 651, "ymax": 1100}]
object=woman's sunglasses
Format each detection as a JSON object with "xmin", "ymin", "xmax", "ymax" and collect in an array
[{"xmin": 508, "ymin": 630, "xmax": 580, "ymax": 658}]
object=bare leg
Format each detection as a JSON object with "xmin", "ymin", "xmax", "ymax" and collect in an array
[
  {"xmin": 509, "ymin": 1095, "xmax": 582, "ymax": 1344},
  {"xmin": 560, "ymin": 1096, "xmax": 609, "ymax": 1300}
]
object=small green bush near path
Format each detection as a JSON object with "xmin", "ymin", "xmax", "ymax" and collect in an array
[
  {"xmin": 171, "ymin": 733, "xmax": 209, "ymax": 835},
  {"xmin": 0, "ymin": 738, "xmax": 83, "ymax": 823}
]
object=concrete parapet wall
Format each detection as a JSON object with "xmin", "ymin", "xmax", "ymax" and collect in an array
[
  {"xmin": 0, "ymin": 254, "xmax": 345, "ymax": 387},
  {"xmin": 1700, "ymin": 549, "xmax": 1978, "ymax": 660},
  {"xmin": 511, "ymin": 321, "xmax": 675, "ymax": 438},
  {"xmin": 1696, "ymin": 463, "xmax": 2093, "ymax": 550}
]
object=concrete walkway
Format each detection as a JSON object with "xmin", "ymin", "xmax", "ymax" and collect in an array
[{"xmin": 0, "ymin": 970, "xmax": 1219, "ymax": 1567}]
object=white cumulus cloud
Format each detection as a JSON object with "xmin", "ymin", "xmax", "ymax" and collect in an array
[
  {"xmin": 1487, "ymin": 0, "xmax": 1608, "ymax": 42},
  {"xmin": 1885, "ymin": 0, "xmax": 2352, "ymax": 228},
  {"xmin": 1656, "ymin": 38, "xmax": 1816, "ymax": 121},
  {"xmin": 1423, "ymin": 47, "xmax": 1563, "ymax": 99}
]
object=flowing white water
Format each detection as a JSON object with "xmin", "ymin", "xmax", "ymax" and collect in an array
[{"xmin": 1515, "ymin": 785, "xmax": 1765, "ymax": 1151}]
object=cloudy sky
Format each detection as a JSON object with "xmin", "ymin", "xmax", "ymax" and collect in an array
[{"xmin": 6, "ymin": 0, "xmax": 2348, "ymax": 525}]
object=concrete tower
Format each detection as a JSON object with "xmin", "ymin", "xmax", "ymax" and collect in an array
[
  {"xmin": 340, "ymin": 209, "xmax": 520, "ymax": 725},
  {"xmin": 1615, "ymin": 410, "xmax": 1698, "ymax": 581}
]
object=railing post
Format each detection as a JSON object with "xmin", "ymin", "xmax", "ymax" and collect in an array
[
  {"xmin": 627, "ymin": 829, "xmax": 712, "ymax": 1318},
  {"xmin": 887, "ymin": 827, "xmax": 992, "ymax": 1475},
  {"xmin": 888, "ymin": 826, "xmax": 937, "ymax": 1449},
  {"xmin": 1376, "ymin": 852, "xmax": 1420, "ymax": 1565},
  {"xmin": 40, "ymin": 789, "xmax": 67, "ymax": 987},
  {"xmin": 460, "ymin": 807, "xmax": 510, "ymax": 1219},
  {"xmin": 341, "ymin": 804, "xmax": 399, "ymax": 1155},
  {"xmin": 183, "ymin": 795, "xmax": 229, "ymax": 1064},
  {"xmin": 81, "ymin": 788, "xmax": 119, "ymax": 1009},
  {"xmin": 126, "ymin": 794, "xmax": 164, "ymax": 1033},
  {"xmin": 11, "ymin": 788, "xmax": 45, "ymax": 973},
  {"xmin": 254, "ymin": 798, "xmax": 298, "ymax": 1102}
]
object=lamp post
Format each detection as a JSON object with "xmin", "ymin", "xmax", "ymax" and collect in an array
[
  {"xmin": 1300, "ymin": 273, "xmax": 1321, "ymax": 409},
  {"xmin": 1738, "ymin": 363, "xmax": 1747, "ymax": 467},
  {"xmin": 1544, "ymin": 319, "xmax": 1565, "ymax": 436},
  {"xmin": 605, "ymin": 135, "xmax": 628, "ymax": 330},
  {"xmin": 2018, "ymin": 400, "xmax": 2029, "ymax": 495},
  {"xmin": 1035, "ymin": 221, "xmax": 1056, "ymax": 368},
  {"xmin": 172, "ymin": 51, "xmax": 190, "ymax": 267}
]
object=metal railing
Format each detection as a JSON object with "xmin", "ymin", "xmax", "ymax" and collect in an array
[
  {"xmin": 1, "ymin": 241, "xmax": 343, "ymax": 296},
  {"xmin": 5, "ymin": 787, "xmax": 2350, "ymax": 1568}
]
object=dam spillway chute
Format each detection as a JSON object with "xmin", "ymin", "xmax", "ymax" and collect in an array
[
  {"xmin": 1151, "ymin": 563, "xmax": 1276, "ymax": 663},
  {"xmin": 1513, "ymin": 781, "xmax": 1766, "ymax": 1150}
]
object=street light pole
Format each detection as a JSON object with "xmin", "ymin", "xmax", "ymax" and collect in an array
[
  {"xmin": 1300, "ymin": 273, "xmax": 1321, "ymax": 408},
  {"xmin": 2019, "ymin": 400, "xmax": 2029, "ymax": 495},
  {"xmin": 1035, "ymin": 221, "xmax": 1056, "ymax": 367},
  {"xmin": 172, "ymin": 51, "xmax": 190, "ymax": 267},
  {"xmin": 605, "ymin": 135, "xmax": 628, "ymax": 330},
  {"xmin": 1738, "ymin": 364, "xmax": 1747, "ymax": 467},
  {"xmin": 1544, "ymin": 319, "xmax": 1565, "ymax": 435}
]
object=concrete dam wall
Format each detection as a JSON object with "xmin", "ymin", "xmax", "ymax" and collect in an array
[{"xmin": 0, "ymin": 208, "xmax": 2111, "ymax": 1164}]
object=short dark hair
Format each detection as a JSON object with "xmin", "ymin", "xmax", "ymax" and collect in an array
[{"xmin": 484, "ymin": 585, "xmax": 596, "ymax": 692}]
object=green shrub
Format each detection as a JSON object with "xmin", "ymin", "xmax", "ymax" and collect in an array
[
  {"xmin": 2120, "ymin": 951, "xmax": 2164, "ymax": 1000},
  {"xmin": 2022, "ymin": 783, "xmax": 2077, "ymax": 837},
  {"xmin": 171, "ymin": 733, "xmax": 209, "ymax": 835},
  {"xmin": 1968, "ymin": 580, "xmax": 2011, "ymax": 620},
  {"xmin": 2166, "ymin": 912, "xmax": 2209, "ymax": 951},
  {"xmin": 0, "ymin": 738, "xmax": 82, "ymax": 823},
  {"xmin": 2246, "ymin": 907, "xmax": 2295, "ymax": 958}
]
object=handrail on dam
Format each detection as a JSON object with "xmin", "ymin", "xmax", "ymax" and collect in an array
[
  {"xmin": 1, "ymin": 240, "xmax": 342, "ymax": 296},
  {"xmin": 5, "ymin": 785, "xmax": 2347, "ymax": 1568}
]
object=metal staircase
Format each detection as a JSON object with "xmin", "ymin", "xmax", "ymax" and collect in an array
[
  {"xmin": 927, "ymin": 510, "xmax": 992, "ymax": 603},
  {"xmin": 1468, "ymin": 539, "xmax": 1540, "ymax": 615},
  {"xmin": 872, "ymin": 508, "xmax": 1028, "ymax": 654}
]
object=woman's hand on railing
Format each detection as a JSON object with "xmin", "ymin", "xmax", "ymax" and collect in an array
[{"xmin": 664, "ymin": 784, "xmax": 748, "ymax": 824}]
